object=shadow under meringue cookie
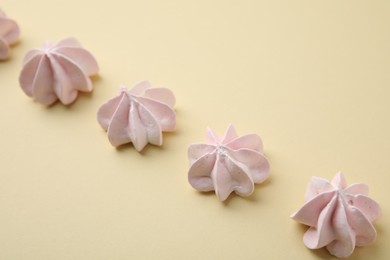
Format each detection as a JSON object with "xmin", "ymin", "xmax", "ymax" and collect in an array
[
  {"xmin": 215, "ymin": 178, "xmax": 272, "ymax": 205},
  {"xmin": 197, "ymin": 190, "xmax": 219, "ymax": 199},
  {"xmin": 115, "ymin": 141, "xmax": 165, "ymax": 156},
  {"xmin": 347, "ymin": 230, "xmax": 385, "ymax": 260},
  {"xmin": 68, "ymin": 74, "xmax": 102, "ymax": 107},
  {"xmin": 0, "ymin": 40, "xmax": 21, "ymax": 63},
  {"xmin": 160, "ymin": 131, "xmax": 179, "ymax": 149},
  {"xmin": 308, "ymin": 248, "xmax": 337, "ymax": 260},
  {"xmin": 0, "ymin": 57, "xmax": 9, "ymax": 63},
  {"xmin": 293, "ymin": 222, "xmax": 381, "ymax": 260},
  {"xmin": 291, "ymin": 224, "xmax": 336, "ymax": 259},
  {"xmin": 309, "ymin": 246, "xmax": 378, "ymax": 260},
  {"xmin": 37, "ymin": 96, "xmax": 91, "ymax": 112},
  {"xmin": 0, "ymin": 53, "xmax": 13, "ymax": 63},
  {"xmin": 222, "ymin": 194, "xmax": 243, "ymax": 205},
  {"xmin": 115, "ymin": 142, "xmax": 140, "ymax": 153},
  {"xmin": 10, "ymin": 39, "xmax": 20, "ymax": 47}
]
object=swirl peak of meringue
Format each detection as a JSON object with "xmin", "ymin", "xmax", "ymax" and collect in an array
[
  {"xmin": 97, "ymin": 81, "xmax": 176, "ymax": 152},
  {"xmin": 0, "ymin": 9, "xmax": 20, "ymax": 60},
  {"xmin": 19, "ymin": 37, "xmax": 99, "ymax": 105},
  {"xmin": 187, "ymin": 125, "xmax": 270, "ymax": 201},
  {"xmin": 291, "ymin": 172, "xmax": 381, "ymax": 258}
]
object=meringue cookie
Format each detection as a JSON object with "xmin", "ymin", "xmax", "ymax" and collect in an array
[
  {"xmin": 291, "ymin": 172, "xmax": 381, "ymax": 258},
  {"xmin": 0, "ymin": 10, "xmax": 20, "ymax": 60},
  {"xmin": 187, "ymin": 125, "xmax": 270, "ymax": 201},
  {"xmin": 19, "ymin": 38, "xmax": 99, "ymax": 105},
  {"xmin": 97, "ymin": 81, "xmax": 176, "ymax": 152}
]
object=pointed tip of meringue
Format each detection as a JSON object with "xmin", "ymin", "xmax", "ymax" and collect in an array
[
  {"xmin": 205, "ymin": 127, "xmax": 220, "ymax": 145},
  {"xmin": 42, "ymin": 40, "xmax": 52, "ymax": 50},
  {"xmin": 221, "ymin": 124, "xmax": 238, "ymax": 144},
  {"xmin": 332, "ymin": 171, "xmax": 347, "ymax": 189},
  {"xmin": 129, "ymin": 80, "xmax": 152, "ymax": 95},
  {"xmin": 119, "ymin": 85, "xmax": 127, "ymax": 93}
]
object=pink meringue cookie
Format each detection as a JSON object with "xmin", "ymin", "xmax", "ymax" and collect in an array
[
  {"xmin": 291, "ymin": 172, "xmax": 381, "ymax": 258},
  {"xmin": 187, "ymin": 125, "xmax": 270, "ymax": 201},
  {"xmin": 97, "ymin": 81, "xmax": 176, "ymax": 152},
  {"xmin": 0, "ymin": 10, "xmax": 20, "ymax": 60},
  {"xmin": 19, "ymin": 38, "xmax": 99, "ymax": 105}
]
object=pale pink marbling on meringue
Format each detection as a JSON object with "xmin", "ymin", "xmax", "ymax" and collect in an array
[
  {"xmin": 291, "ymin": 172, "xmax": 381, "ymax": 258},
  {"xmin": 188, "ymin": 125, "xmax": 270, "ymax": 201},
  {"xmin": 97, "ymin": 81, "xmax": 176, "ymax": 152},
  {"xmin": 0, "ymin": 10, "xmax": 20, "ymax": 60},
  {"xmin": 19, "ymin": 38, "xmax": 99, "ymax": 105}
]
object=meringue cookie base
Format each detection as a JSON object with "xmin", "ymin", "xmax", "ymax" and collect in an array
[{"xmin": 1, "ymin": 0, "xmax": 390, "ymax": 260}]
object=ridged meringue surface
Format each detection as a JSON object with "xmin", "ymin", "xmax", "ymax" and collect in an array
[
  {"xmin": 97, "ymin": 81, "xmax": 176, "ymax": 152},
  {"xmin": 19, "ymin": 38, "xmax": 99, "ymax": 105},
  {"xmin": 291, "ymin": 172, "xmax": 381, "ymax": 258},
  {"xmin": 187, "ymin": 125, "xmax": 270, "ymax": 201},
  {"xmin": 0, "ymin": 10, "xmax": 20, "ymax": 60}
]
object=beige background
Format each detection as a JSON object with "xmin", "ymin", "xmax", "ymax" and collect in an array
[{"xmin": 1, "ymin": 0, "xmax": 389, "ymax": 259}]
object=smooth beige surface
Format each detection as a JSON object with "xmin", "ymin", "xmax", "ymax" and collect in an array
[{"xmin": 1, "ymin": 0, "xmax": 389, "ymax": 259}]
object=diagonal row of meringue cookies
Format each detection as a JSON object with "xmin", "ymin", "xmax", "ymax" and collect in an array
[
  {"xmin": 8, "ymin": 16, "xmax": 381, "ymax": 258},
  {"xmin": 16, "ymin": 37, "xmax": 177, "ymax": 152},
  {"xmin": 0, "ymin": 10, "xmax": 20, "ymax": 60}
]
